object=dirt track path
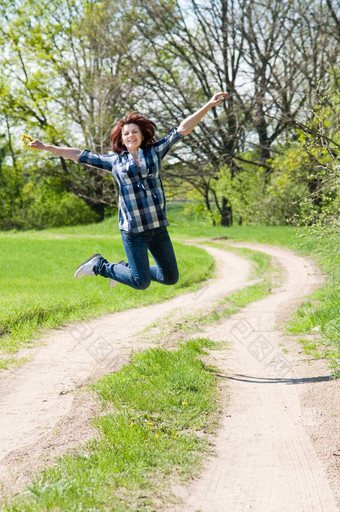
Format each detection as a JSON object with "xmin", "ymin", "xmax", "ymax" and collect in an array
[
  {"xmin": 0, "ymin": 242, "xmax": 339, "ymax": 510},
  {"xmin": 168, "ymin": 243, "xmax": 339, "ymax": 512}
]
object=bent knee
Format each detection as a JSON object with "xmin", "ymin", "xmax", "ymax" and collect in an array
[
  {"xmin": 135, "ymin": 279, "xmax": 151, "ymax": 290},
  {"xmin": 163, "ymin": 272, "xmax": 179, "ymax": 286}
]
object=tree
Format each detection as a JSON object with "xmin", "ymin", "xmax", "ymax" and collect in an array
[
  {"xmin": 122, "ymin": 0, "xmax": 339, "ymax": 225},
  {"xmin": 0, "ymin": 0, "xmax": 137, "ymax": 221},
  {"xmin": 125, "ymin": 0, "xmax": 247, "ymax": 225},
  {"xmin": 1, "ymin": 0, "xmax": 338, "ymax": 228}
]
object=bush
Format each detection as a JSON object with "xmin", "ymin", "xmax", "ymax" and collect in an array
[{"xmin": 0, "ymin": 177, "xmax": 99, "ymax": 230}]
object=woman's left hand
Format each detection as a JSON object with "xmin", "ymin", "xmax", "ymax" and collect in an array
[
  {"xmin": 208, "ymin": 92, "xmax": 229, "ymax": 107},
  {"xmin": 177, "ymin": 91, "xmax": 229, "ymax": 136}
]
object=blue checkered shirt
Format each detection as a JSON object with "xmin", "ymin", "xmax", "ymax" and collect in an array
[{"xmin": 78, "ymin": 128, "xmax": 184, "ymax": 232}]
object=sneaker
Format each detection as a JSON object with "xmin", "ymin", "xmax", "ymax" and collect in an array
[
  {"xmin": 109, "ymin": 260, "xmax": 129, "ymax": 289},
  {"xmin": 74, "ymin": 253, "xmax": 102, "ymax": 279}
]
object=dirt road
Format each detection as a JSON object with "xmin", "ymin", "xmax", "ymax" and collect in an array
[
  {"xmin": 168, "ymin": 243, "xmax": 339, "ymax": 512},
  {"xmin": 0, "ymin": 242, "xmax": 339, "ymax": 510}
]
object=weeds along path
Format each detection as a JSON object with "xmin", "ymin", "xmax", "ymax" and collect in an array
[
  {"xmin": 168, "ymin": 242, "xmax": 339, "ymax": 512},
  {"xmin": 0, "ymin": 244, "xmax": 253, "ymax": 497}
]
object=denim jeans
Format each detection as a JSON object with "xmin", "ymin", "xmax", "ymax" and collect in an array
[{"xmin": 93, "ymin": 226, "xmax": 179, "ymax": 290}]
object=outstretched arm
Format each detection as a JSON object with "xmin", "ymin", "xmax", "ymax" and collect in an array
[
  {"xmin": 177, "ymin": 92, "xmax": 228, "ymax": 136},
  {"xmin": 28, "ymin": 139, "xmax": 82, "ymax": 162}
]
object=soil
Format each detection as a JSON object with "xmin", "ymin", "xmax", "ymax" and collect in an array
[{"xmin": 0, "ymin": 242, "xmax": 339, "ymax": 511}]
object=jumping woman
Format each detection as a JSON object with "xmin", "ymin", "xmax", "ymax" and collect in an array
[{"xmin": 29, "ymin": 92, "xmax": 228, "ymax": 290}]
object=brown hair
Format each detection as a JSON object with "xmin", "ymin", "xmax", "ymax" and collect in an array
[{"xmin": 110, "ymin": 111, "xmax": 157, "ymax": 153}]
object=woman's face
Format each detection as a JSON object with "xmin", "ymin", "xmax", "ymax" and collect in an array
[{"xmin": 122, "ymin": 123, "xmax": 143, "ymax": 152}]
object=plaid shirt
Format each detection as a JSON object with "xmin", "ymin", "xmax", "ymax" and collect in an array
[{"xmin": 78, "ymin": 128, "xmax": 184, "ymax": 232}]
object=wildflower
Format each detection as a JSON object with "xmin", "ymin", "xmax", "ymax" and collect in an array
[
  {"xmin": 130, "ymin": 422, "xmax": 134, "ymax": 427},
  {"xmin": 182, "ymin": 401, "xmax": 188, "ymax": 406},
  {"xmin": 147, "ymin": 422, "xmax": 153, "ymax": 426},
  {"xmin": 21, "ymin": 134, "xmax": 34, "ymax": 147},
  {"xmin": 155, "ymin": 433, "xmax": 160, "ymax": 438}
]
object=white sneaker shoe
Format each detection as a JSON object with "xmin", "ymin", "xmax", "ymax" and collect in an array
[{"xmin": 74, "ymin": 253, "xmax": 102, "ymax": 279}]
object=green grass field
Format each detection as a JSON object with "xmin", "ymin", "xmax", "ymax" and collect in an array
[
  {"xmin": 1, "ymin": 204, "xmax": 339, "ymax": 511},
  {"xmin": 1, "ymin": 203, "xmax": 338, "ymax": 370},
  {"xmin": 0, "ymin": 226, "xmax": 214, "ymax": 367}
]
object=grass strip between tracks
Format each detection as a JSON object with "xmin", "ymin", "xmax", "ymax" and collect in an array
[
  {"xmin": 137, "ymin": 244, "xmax": 278, "ymax": 346},
  {"xmin": 2, "ymin": 339, "xmax": 221, "ymax": 512}
]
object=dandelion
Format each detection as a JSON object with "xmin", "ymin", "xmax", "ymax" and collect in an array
[
  {"xmin": 182, "ymin": 401, "xmax": 188, "ymax": 406},
  {"xmin": 147, "ymin": 422, "xmax": 153, "ymax": 427},
  {"xmin": 155, "ymin": 433, "xmax": 160, "ymax": 438},
  {"xmin": 130, "ymin": 422, "xmax": 134, "ymax": 427},
  {"xmin": 21, "ymin": 134, "xmax": 34, "ymax": 147}
]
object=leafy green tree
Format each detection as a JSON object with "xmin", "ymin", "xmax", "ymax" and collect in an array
[
  {"xmin": 123, "ymin": 0, "xmax": 339, "ymax": 225},
  {"xmin": 258, "ymin": 85, "xmax": 339, "ymax": 229},
  {"xmin": 292, "ymin": 87, "xmax": 339, "ymax": 231},
  {"xmin": 0, "ymin": 0, "xmax": 137, "ymax": 223},
  {"xmin": 1, "ymin": 0, "xmax": 338, "ymax": 230}
]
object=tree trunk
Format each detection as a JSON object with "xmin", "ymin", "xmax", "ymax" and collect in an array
[
  {"xmin": 308, "ymin": 177, "xmax": 323, "ymax": 210},
  {"xmin": 220, "ymin": 197, "xmax": 233, "ymax": 226},
  {"xmin": 204, "ymin": 188, "xmax": 216, "ymax": 225},
  {"xmin": 90, "ymin": 202, "xmax": 105, "ymax": 222}
]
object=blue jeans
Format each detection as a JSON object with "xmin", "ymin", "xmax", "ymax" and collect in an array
[{"xmin": 93, "ymin": 226, "xmax": 179, "ymax": 290}]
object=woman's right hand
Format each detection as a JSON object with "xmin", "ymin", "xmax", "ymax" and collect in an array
[{"xmin": 28, "ymin": 139, "xmax": 47, "ymax": 150}]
